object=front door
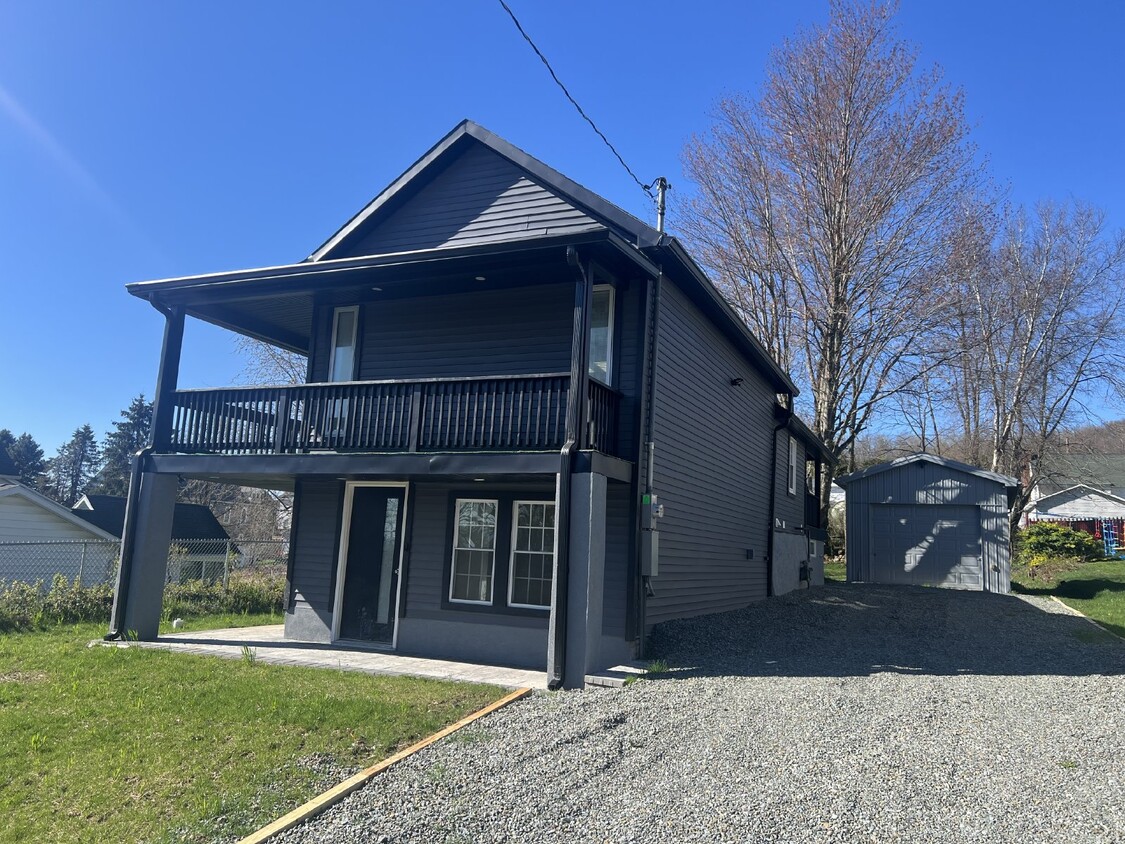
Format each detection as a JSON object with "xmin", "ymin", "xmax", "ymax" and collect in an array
[{"xmin": 336, "ymin": 485, "xmax": 406, "ymax": 644}]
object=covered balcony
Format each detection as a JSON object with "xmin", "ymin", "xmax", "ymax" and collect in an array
[{"xmin": 164, "ymin": 375, "xmax": 621, "ymax": 456}]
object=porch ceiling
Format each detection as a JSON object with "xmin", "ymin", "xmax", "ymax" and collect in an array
[{"xmin": 128, "ymin": 231, "xmax": 647, "ymax": 354}]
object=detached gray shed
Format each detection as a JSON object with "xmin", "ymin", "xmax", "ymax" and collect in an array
[{"xmin": 836, "ymin": 454, "xmax": 1017, "ymax": 593}]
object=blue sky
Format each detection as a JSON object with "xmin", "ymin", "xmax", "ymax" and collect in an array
[{"xmin": 2, "ymin": 1, "xmax": 1124, "ymax": 453}]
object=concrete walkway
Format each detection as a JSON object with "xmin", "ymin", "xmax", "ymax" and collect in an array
[{"xmin": 106, "ymin": 625, "xmax": 547, "ymax": 689}]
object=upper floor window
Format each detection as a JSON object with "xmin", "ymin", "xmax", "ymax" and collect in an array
[
  {"xmin": 788, "ymin": 435, "xmax": 799, "ymax": 495},
  {"xmin": 329, "ymin": 306, "xmax": 359, "ymax": 382},
  {"xmin": 588, "ymin": 286, "xmax": 615, "ymax": 385}
]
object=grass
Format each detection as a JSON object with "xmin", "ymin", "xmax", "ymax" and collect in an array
[
  {"xmin": 0, "ymin": 622, "xmax": 505, "ymax": 844},
  {"xmin": 1011, "ymin": 558, "xmax": 1125, "ymax": 639},
  {"xmin": 823, "ymin": 558, "xmax": 846, "ymax": 583},
  {"xmin": 157, "ymin": 611, "xmax": 284, "ymax": 635}
]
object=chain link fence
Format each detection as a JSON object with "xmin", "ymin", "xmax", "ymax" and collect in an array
[{"xmin": 0, "ymin": 538, "xmax": 289, "ymax": 590}]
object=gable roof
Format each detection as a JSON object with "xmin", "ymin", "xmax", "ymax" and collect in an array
[
  {"xmin": 1036, "ymin": 454, "xmax": 1125, "ymax": 495},
  {"xmin": 125, "ymin": 120, "xmax": 798, "ymax": 395},
  {"xmin": 71, "ymin": 494, "xmax": 230, "ymax": 541},
  {"xmin": 835, "ymin": 452, "xmax": 1018, "ymax": 488},
  {"xmin": 0, "ymin": 482, "xmax": 118, "ymax": 541},
  {"xmin": 1029, "ymin": 483, "xmax": 1125, "ymax": 510},
  {"xmin": 309, "ymin": 120, "xmax": 662, "ymax": 261}
]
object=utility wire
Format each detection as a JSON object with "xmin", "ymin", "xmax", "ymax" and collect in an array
[{"xmin": 497, "ymin": 0, "xmax": 656, "ymax": 200}]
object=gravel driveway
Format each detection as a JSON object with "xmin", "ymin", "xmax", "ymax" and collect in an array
[{"xmin": 274, "ymin": 584, "xmax": 1125, "ymax": 843}]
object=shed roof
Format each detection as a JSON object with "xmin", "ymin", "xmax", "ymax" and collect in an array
[
  {"xmin": 835, "ymin": 453, "xmax": 1018, "ymax": 488},
  {"xmin": 71, "ymin": 495, "xmax": 230, "ymax": 541}
]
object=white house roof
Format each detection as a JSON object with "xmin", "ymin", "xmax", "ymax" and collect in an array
[
  {"xmin": 0, "ymin": 482, "xmax": 119, "ymax": 541},
  {"xmin": 1026, "ymin": 483, "xmax": 1125, "ymax": 521}
]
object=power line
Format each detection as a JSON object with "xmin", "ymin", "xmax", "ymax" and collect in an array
[{"xmin": 496, "ymin": 0, "xmax": 656, "ymax": 200}]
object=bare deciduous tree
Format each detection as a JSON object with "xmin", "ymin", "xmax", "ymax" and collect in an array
[
  {"xmin": 234, "ymin": 335, "xmax": 307, "ymax": 386},
  {"xmin": 949, "ymin": 201, "xmax": 1125, "ymax": 531},
  {"xmin": 679, "ymin": 0, "xmax": 981, "ymax": 514}
]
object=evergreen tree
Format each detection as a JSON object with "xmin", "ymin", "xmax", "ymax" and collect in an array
[
  {"xmin": 8, "ymin": 433, "xmax": 45, "ymax": 487},
  {"xmin": 93, "ymin": 395, "xmax": 153, "ymax": 496},
  {"xmin": 0, "ymin": 429, "xmax": 13, "ymax": 458},
  {"xmin": 45, "ymin": 425, "xmax": 101, "ymax": 506}
]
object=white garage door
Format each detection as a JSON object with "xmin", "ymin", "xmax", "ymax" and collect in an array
[{"xmin": 870, "ymin": 504, "xmax": 983, "ymax": 590}]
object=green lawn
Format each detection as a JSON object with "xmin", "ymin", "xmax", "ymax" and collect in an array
[
  {"xmin": 1011, "ymin": 559, "xmax": 1125, "ymax": 639},
  {"xmin": 0, "ymin": 622, "xmax": 505, "ymax": 844},
  {"xmin": 157, "ymin": 611, "xmax": 284, "ymax": 635},
  {"xmin": 823, "ymin": 558, "xmax": 846, "ymax": 583}
]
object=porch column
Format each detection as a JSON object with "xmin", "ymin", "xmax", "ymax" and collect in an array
[
  {"xmin": 560, "ymin": 471, "xmax": 607, "ymax": 689},
  {"xmin": 112, "ymin": 471, "xmax": 178, "ymax": 639},
  {"xmin": 150, "ymin": 305, "xmax": 185, "ymax": 451}
]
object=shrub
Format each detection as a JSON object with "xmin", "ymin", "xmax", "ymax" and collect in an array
[
  {"xmin": 1024, "ymin": 553, "xmax": 1086, "ymax": 583},
  {"xmin": 1017, "ymin": 522, "xmax": 1103, "ymax": 564},
  {"xmin": 0, "ymin": 567, "xmax": 285, "ymax": 632}
]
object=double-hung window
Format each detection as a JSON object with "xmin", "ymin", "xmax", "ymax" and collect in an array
[
  {"xmin": 449, "ymin": 499, "xmax": 497, "ymax": 604},
  {"xmin": 588, "ymin": 285, "xmax": 615, "ymax": 385},
  {"xmin": 508, "ymin": 501, "xmax": 556, "ymax": 609}
]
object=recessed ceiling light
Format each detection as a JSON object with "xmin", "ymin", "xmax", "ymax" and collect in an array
[
  {"xmin": 473, "ymin": 477, "xmax": 486, "ymax": 482},
  {"xmin": 371, "ymin": 286, "xmax": 383, "ymax": 292},
  {"xmin": 474, "ymin": 276, "xmax": 486, "ymax": 282}
]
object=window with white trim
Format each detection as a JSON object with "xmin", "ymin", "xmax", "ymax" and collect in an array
[
  {"xmin": 588, "ymin": 285, "xmax": 615, "ymax": 385},
  {"xmin": 788, "ymin": 436, "xmax": 798, "ymax": 495},
  {"xmin": 328, "ymin": 306, "xmax": 359, "ymax": 382},
  {"xmin": 508, "ymin": 501, "xmax": 556, "ymax": 609},
  {"xmin": 449, "ymin": 499, "xmax": 497, "ymax": 604}
]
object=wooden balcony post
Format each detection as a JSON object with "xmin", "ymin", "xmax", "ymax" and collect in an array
[
  {"xmin": 150, "ymin": 304, "xmax": 185, "ymax": 452},
  {"xmin": 408, "ymin": 383, "xmax": 423, "ymax": 452},
  {"xmin": 274, "ymin": 390, "xmax": 291, "ymax": 454}
]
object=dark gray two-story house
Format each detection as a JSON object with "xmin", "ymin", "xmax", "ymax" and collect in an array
[{"xmin": 110, "ymin": 121, "xmax": 829, "ymax": 688}]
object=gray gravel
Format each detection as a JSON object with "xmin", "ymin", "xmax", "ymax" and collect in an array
[{"xmin": 273, "ymin": 584, "xmax": 1125, "ymax": 843}]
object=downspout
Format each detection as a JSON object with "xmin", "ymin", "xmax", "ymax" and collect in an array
[
  {"xmin": 634, "ymin": 267, "xmax": 664, "ymax": 657},
  {"xmin": 547, "ymin": 247, "xmax": 591, "ymax": 690},
  {"xmin": 106, "ymin": 300, "xmax": 182, "ymax": 640},
  {"xmin": 766, "ymin": 399, "xmax": 793, "ymax": 598}
]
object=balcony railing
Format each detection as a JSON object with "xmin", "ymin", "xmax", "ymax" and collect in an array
[{"xmin": 166, "ymin": 374, "xmax": 620, "ymax": 457}]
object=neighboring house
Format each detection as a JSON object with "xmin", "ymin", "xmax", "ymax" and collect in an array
[
  {"xmin": 72, "ymin": 494, "xmax": 232, "ymax": 583},
  {"xmin": 110, "ymin": 120, "xmax": 831, "ymax": 688},
  {"xmin": 1024, "ymin": 484, "xmax": 1125, "ymax": 556},
  {"xmin": 1032, "ymin": 454, "xmax": 1125, "ymax": 501},
  {"xmin": 0, "ymin": 478, "xmax": 118, "ymax": 587}
]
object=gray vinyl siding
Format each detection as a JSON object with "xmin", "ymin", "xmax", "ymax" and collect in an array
[
  {"xmin": 289, "ymin": 479, "xmax": 343, "ymax": 612},
  {"xmin": 404, "ymin": 482, "xmax": 553, "ymax": 630},
  {"xmin": 336, "ymin": 144, "xmax": 603, "ymax": 258},
  {"xmin": 646, "ymin": 279, "xmax": 776, "ymax": 626},
  {"xmin": 601, "ymin": 481, "xmax": 630, "ymax": 639},
  {"xmin": 309, "ymin": 285, "xmax": 572, "ymax": 383},
  {"xmin": 613, "ymin": 279, "xmax": 643, "ymax": 459},
  {"xmin": 774, "ymin": 431, "xmax": 806, "ymax": 530},
  {"xmin": 844, "ymin": 461, "xmax": 1011, "ymax": 593}
]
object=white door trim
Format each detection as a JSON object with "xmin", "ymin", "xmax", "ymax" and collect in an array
[{"xmin": 331, "ymin": 481, "xmax": 410, "ymax": 648}]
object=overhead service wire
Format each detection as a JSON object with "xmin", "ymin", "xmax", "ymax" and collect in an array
[{"xmin": 496, "ymin": 0, "xmax": 658, "ymax": 201}]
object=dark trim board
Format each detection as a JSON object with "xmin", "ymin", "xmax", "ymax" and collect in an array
[{"xmin": 148, "ymin": 452, "xmax": 566, "ymax": 479}]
